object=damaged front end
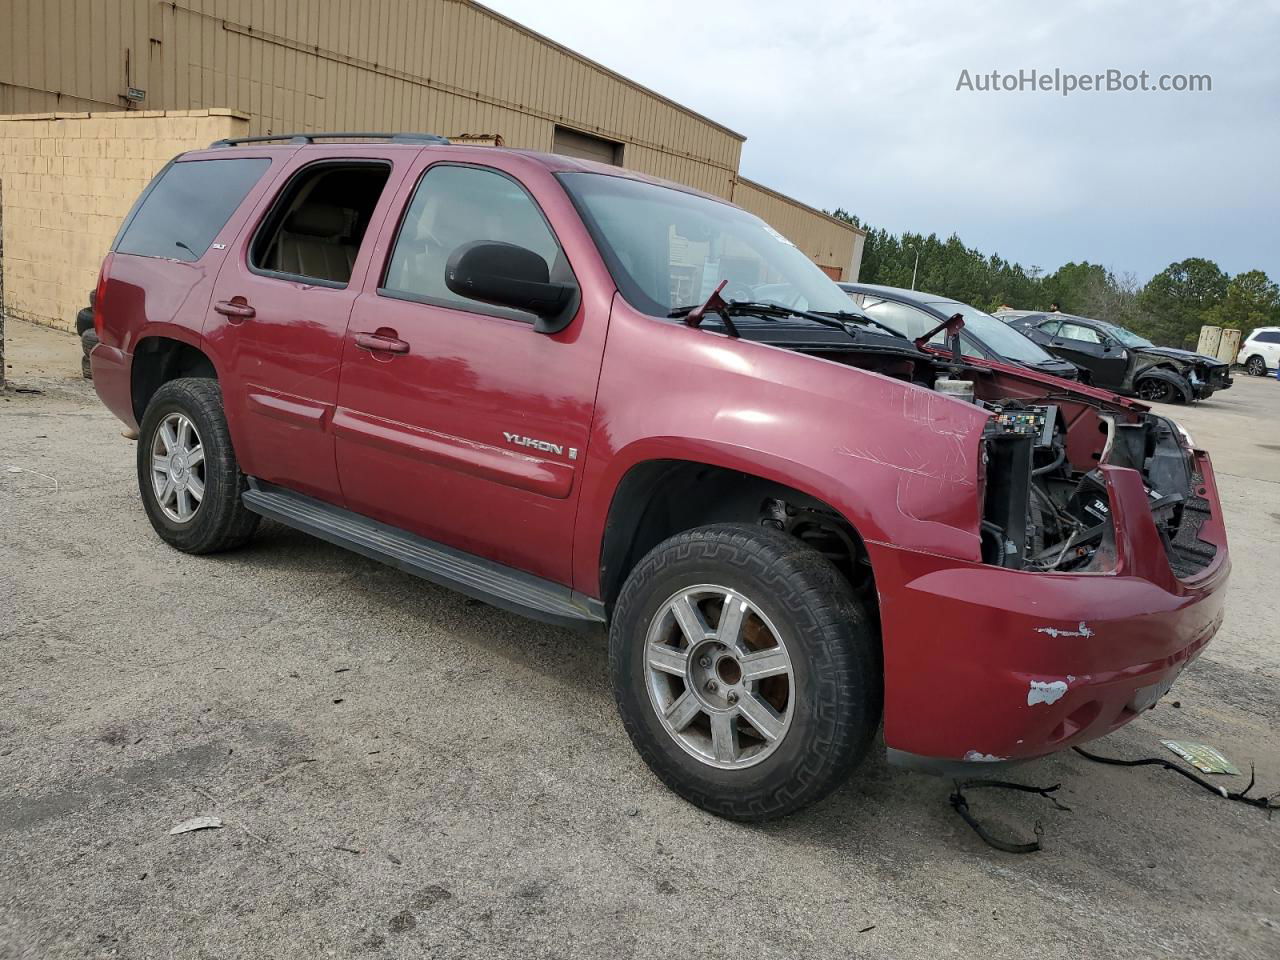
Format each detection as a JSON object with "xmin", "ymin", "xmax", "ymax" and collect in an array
[
  {"xmin": 872, "ymin": 356, "xmax": 1230, "ymax": 775},
  {"xmin": 978, "ymin": 400, "xmax": 1216, "ymax": 581}
]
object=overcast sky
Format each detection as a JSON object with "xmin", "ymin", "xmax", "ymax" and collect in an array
[{"xmin": 486, "ymin": 0, "xmax": 1279, "ymax": 283}]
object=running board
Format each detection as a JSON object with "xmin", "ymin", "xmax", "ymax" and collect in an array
[{"xmin": 242, "ymin": 481, "xmax": 606, "ymax": 630}]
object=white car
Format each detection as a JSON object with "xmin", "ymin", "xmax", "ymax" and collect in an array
[{"xmin": 1237, "ymin": 327, "xmax": 1280, "ymax": 376}]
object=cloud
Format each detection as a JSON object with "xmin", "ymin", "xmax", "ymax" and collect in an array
[{"xmin": 485, "ymin": 0, "xmax": 1280, "ymax": 280}]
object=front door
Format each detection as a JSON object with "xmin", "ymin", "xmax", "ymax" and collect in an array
[
  {"xmin": 1048, "ymin": 320, "xmax": 1129, "ymax": 389},
  {"xmin": 333, "ymin": 159, "xmax": 608, "ymax": 584},
  {"xmin": 204, "ymin": 149, "xmax": 405, "ymax": 503}
]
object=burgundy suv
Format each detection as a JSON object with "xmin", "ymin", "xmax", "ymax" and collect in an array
[{"xmin": 90, "ymin": 133, "xmax": 1229, "ymax": 820}]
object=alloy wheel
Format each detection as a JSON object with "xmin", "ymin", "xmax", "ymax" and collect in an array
[
  {"xmin": 150, "ymin": 412, "xmax": 206, "ymax": 523},
  {"xmin": 1136, "ymin": 378, "xmax": 1176, "ymax": 403},
  {"xmin": 1247, "ymin": 356, "xmax": 1267, "ymax": 376},
  {"xmin": 644, "ymin": 584, "xmax": 794, "ymax": 769}
]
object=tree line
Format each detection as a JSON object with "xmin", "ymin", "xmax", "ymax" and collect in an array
[{"xmin": 827, "ymin": 210, "xmax": 1279, "ymax": 349}]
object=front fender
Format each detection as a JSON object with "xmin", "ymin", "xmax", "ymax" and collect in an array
[
  {"xmin": 1133, "ymin": 366, "xmax": 1192, "ymax": 403},
  {"xmin": 572, "ymin": 300, "xmax": 990, "ymax": 596}
]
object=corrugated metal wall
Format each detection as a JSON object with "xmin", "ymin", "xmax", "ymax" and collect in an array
[
  {"xmin": 731, "ymin": 178, "xmax": 860, "ymax": 279},
  {"xmin": 0, "ymin": 0, "xmax": 744, "ymax": 196},
  {"xmin": 1, "ymin": 0, "xmax": 862, "ymax": 274}
]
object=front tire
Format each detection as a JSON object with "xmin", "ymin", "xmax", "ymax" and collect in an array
[
  {"xmin": 136, "ymin": 378, "xmax": 259, "ymax": 554},
  {"xmin": 1135, "ymin": 375, "xmax": 1181, "ymax": 404},
  {"xmin": 609, "ymin": 524, "xmax": 881, "ymax": 821}
]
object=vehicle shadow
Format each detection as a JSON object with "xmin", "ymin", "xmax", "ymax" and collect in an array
[{"xmin": 217, "ymin": 521, "xmax": 1278, "ymax": 894}]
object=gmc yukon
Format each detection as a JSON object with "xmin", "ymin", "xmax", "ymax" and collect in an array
[{"xmin": 89, "ymin": 133, "xmax": 1230, "ymax": 820}]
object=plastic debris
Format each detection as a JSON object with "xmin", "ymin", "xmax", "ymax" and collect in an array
[
  {"xmin": 1161, "ymin": 740, "xmax": 1240, "ymax": 775},
  {"xmin": 169, "ymin": 815, "xmax": 223, "ymax": 835}
]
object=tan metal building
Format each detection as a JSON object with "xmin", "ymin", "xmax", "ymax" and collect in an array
[{"xmin": 1, "ymin": 0, "xmax": 863, "ymax": 291}]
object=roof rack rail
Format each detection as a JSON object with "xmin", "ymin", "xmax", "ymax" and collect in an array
[{"xmin": 209, "ymin": 131, "xmax": 453, "ymax": 148}]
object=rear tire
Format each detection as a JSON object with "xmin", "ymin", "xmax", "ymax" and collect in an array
[
  {"xmin": 80, "ymin": 330, "xmax": 98, "ymax": 380},
  {"xmin": 1245, "ymin": 355, "xmax": 1267, "ymax": 377},
  {"xmin": 609, "ymin": 523, "xmax": 881, "ymax": 821},
  {"xmin": 136, "ymin": 378, "xmax": 259, "ymax": 554}
]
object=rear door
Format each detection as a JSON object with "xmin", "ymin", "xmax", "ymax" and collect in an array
[
  {"xmin": 333, "ymin": 157, "xmax": 609, "ymax": 584},
  {"xmin": 1260, "ymin": 331, "xmax": 1280, "ymax": 369},
  {"xmin": 204, "ymin": 148, "xmax": 407, "ymax": 503}
]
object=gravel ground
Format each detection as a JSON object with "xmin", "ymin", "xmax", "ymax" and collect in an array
[{"xmin": 2, "ymin": 320, "xmax": 1278, "ymax": 960}]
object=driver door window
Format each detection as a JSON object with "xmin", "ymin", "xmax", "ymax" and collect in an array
[
  {"xmin": 381, "ymin": 164, "xmax": 567, "ymax": 319},
  {"xmin": 863, "ymin": 300, "xmax": 984, "ymax": 358},
  {"xmin": 861, "ymin": 300, "xmax": 936, "ymax": 340},
  {"xmin": 1057, "ymin": 322, "xmax": 1102, "ymax": 344}
]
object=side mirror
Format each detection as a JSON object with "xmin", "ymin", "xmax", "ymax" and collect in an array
[
  {"xmin": 1102, "ymin": 341, "xmax": 1112, "ymax": 353},
  {"xmin": 445, "ymin": 240, "xmax": 578, "ymax": 333}
]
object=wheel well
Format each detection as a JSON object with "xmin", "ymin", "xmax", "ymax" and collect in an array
[
  {"xmin": 599, "ymin": 460, "xmax": 876, "ymax": 612},
  {"xmin": 131, "ymin": 337, "xmax": 217, "ymax": 422}
]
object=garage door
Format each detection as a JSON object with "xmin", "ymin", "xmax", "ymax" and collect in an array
[{"xmin": 552, "ymin": 127, "xmax": 622, "ymax": 165}]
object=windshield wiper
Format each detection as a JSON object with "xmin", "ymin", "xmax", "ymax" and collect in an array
[
  {"xmin": 669, "ymin": 286, "xmax": 906, "ymax": 343},
  {"xmin": 812, "ymin": 309, "xmax": 910, "ymax": 340}
]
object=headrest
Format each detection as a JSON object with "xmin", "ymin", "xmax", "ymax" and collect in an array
[{"xmin": 284, "ymin": 204, "xmax": 348, "ymax": 237}]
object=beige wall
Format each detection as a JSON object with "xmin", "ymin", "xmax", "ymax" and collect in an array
[
  {"xmin": 732, "ymin": 178, "xmax": 864, "ymax": 281},
  {"xmin": 0, "ymin": 1, "xmax": 861, "ymax": 283},
  {"xmin": 0, "ymin": 0, "xmax": 745, "ymax": 197},
  {"xmin": 0, "ymin": 109, "xmax": 249, "ymax": 331}
]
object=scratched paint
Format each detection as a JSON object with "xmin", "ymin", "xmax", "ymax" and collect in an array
[
  {"xmin": 1035, "ymin": 621, "xmax": 1095, "ymax": 639},
  {"xmin": 963, "ymin": 750, "xmax": 1007, "ymax": 762},
  {"xmin": 1027, "ymin": 680, "xmax": 1069, "ymax": 706}
]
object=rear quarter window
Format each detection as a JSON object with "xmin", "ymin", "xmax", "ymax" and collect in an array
[{"xmin": 115, "ymin": 157, "xmax": 271, "ymax": 262}]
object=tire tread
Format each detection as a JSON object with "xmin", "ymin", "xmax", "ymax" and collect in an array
[
  {"xmin": 609, "ymin": 523, "xmax": 881, "ymax": 821},
  {"xmin": 137, "ymin": 378, "xmax": 259, "ymax": 554}
]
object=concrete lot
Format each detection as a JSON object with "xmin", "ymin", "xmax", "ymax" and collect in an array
[{"xmin": 2, "ymin": 319, "xmax": 1278, "ymax": 960}]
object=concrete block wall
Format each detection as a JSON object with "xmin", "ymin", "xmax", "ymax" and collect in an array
[{"xmin": 0, "ymin": 109, "xmax": 250, "ymax": 332}]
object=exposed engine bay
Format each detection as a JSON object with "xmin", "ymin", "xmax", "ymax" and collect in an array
[
  {"xmin": 973, "ymin": 398, "xmax": 1203, "ymax": 574},
  {"xmin": 761, "ymin": 323, "xmax": 1214, "ymax": 578}
]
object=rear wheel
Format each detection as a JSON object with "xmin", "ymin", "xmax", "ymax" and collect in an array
[
  {"xmin": 609, "ymin": 523, "xmax": 881, "ymax": 821},
  {"xmin": 137, "ymin": 378, "xmax": 259, "ymax": 554},
  {"xmin": 1246, "ymin": 355, "xmax": 1267, "ymax": 377}
]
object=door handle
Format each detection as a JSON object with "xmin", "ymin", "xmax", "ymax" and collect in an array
[
  {"xmin": 214, "ymin": 298, "xmax": 256, "ymax": 319},
  {"xmin": 1051, "ymin": 340, "xmax": 1064, "ymax": 346},
  {"xmin": 355, "ymin": 331, "xmax": 410, "ymax": 354}
]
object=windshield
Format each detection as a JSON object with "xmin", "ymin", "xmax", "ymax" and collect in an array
[
  {"xmin": 558, "ymin": 173, "xmax": 854, "ymax": 317},
  {"xmin": 924, "ymin": 302, "xmax": 1061, "ymax": 364},
  {"xmin": 1092, "ymin": 320, "xmax": 1153, "ymax": 348}
]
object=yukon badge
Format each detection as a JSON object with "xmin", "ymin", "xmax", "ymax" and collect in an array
[{"xmin": 503, "ymin": 431, "xmax": 578, "ymax": 460}]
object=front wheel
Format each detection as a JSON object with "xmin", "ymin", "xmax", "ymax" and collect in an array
[
  {"xmin": 609, "ymin": 524, "xmax": 882, "ymax": 821},
  {"xmin": 1135, "ymin": 376, "xmax": 1182, "ymax": 404},
  {"xmin": 136, "ymin": 378, "xmax": 259, "ymax": 554}
]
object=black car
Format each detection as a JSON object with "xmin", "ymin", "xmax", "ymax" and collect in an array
[
  {"xmin": 998, "ymin": 311, "xmax": 1233, "ymax": 403},
  {"xmin": 838, "ymin": 284, "xmax": 1081, "ymax": 380}
]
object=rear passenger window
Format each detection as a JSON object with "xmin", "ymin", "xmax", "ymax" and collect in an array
[
  {"xmin": 250, "ymin": 162, "xmax": 392, "ymax": 286},
  {"xmin": 382, "ymin": 164, "xmax": 567, "ymax": 316},
  {"xmin": 115, "ymin": 158, "xmax": 269, "ymax": 262}
]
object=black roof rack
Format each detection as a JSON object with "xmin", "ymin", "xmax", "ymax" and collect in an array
[{"xmin": 209, "ymin": 131, "xmax": 452, "ymax": 148}]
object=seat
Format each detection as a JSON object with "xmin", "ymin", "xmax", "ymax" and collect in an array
[{"xmin": 272, "ymin": 204, "xmax": 357, "ymax": 282}]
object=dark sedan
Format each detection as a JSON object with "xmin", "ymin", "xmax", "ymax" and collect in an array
[
  {"xmin": 838, "ymin": 284, "xmax": 1081, "ymax": 380},
  {"xmin": 998, "ymin": 311, "xmax": 1233, "ymax": 402}
]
